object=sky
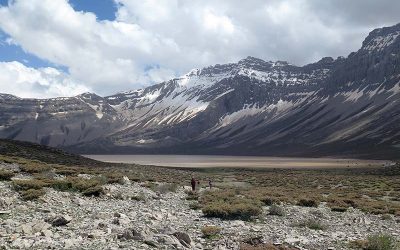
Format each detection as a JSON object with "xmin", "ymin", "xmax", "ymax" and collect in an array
[{"xmin": 0, "ymin": 0, "xmax": 399, "ymax": 98}]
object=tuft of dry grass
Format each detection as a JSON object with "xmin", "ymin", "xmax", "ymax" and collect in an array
[
  {"xmin": 13, "ymin": 179, "xmax": 47, "ymax": 191},
  {"xmin": 20, "ymin": 188, "xmax": 46, "ymax": 200},
  {"xmin": 201, "ymin": 226, "xmax": 221, "ymax": 239},
  {"xmin": 0, "ymin": 169, "xmax": 14, "ymax": 181}
]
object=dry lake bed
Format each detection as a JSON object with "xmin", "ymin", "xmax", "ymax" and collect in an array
[{"xmin": 84, "ymin": 155, "xmax": 392, "ymax": 169}]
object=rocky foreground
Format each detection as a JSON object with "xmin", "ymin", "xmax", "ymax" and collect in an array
[{"xmin": 0, "ymin": 164, "xmax": 399, "ymax": 250}]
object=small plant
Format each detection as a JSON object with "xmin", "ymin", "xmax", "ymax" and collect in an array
[
  {"xmin": 189, "ymin": 202, "xmax": 202, "ymax": 210},
  {"xmin": 269, "ymin": 204, "xmax": 285, "ymax": 216},
  {"xmin": 82, "ymin": 186, "xmax": 103, "ymax": 197},
  {"xmin": 366, "ymin": 234, "xmax": 398, "ymax": 250},
  {"xmin": 186, "ymin": 191, "xmax": 199, "ymax": 200},
  {"xmin": 131, "ymin": 193, "xmax": 146, "ymax": 201},
  {"xmin": 331, "ymin": 206, "xmax": 347, "ymax": 213},
  {"xmin": 0, "ymin": 169, "xmax": 14, "ymax": 181},
  {"xmin": 201, "ymin": 226, "xmax": 221, "ymax": 239},
  {"xmin": 20, "ymin": 188, "xmax": 46, "ymax": 200},
  {"xmin": 297, "ymin": 218, "xmax": 326, "ymax": 231},
  {"xmin": 153, "ymin": 183, "xmax": 178, "ymax": 194},
  {"xmin": 261, "ymin": 197, "xmax": 280, "ymax": 206},
  {"xmin": 297, "ymin": 199, "xmax": 319, "ymax": 207},
  {"xmin": 104, "ymin": 172, "xmax": 125, "ymax": 184},
  {"xmin": 380, "ymin": 214, "xmax": 392, "ymax": 220}
]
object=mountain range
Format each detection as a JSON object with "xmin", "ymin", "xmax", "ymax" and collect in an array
[{"xmin": 1, "ymin": 23, "xmax": 400, "ymax": 159}]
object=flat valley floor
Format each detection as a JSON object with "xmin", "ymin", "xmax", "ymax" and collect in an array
[{"xmin": 85, "ymin": 155, "xmax": 392, "ymax": 169}]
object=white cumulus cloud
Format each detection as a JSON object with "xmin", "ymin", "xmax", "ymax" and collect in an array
[
  {"xmin": 0, "ymin": 0, "xmax": 399, "ymax": 98},
  {"xmin": 0, "ymin": 61, "xmax": 89, "ymax": 98}
]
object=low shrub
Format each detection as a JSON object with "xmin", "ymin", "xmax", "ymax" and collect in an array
[
  {"xmin": 153, "ymin": 183, "xmax": 178, "ymax": 194},
  {"xmin": 20, "ymin": 162, "xmax": 51, "ymax": 174},
  {"xmin": 131, "ymin": 193, "xmax": 146, "ymax": 201},
  {"xmin": 105, "ymin": 172, "xmax": 124, "ymax": 184},
  {"xmin": 297, "ymin": 199, "xmax": 319, "ymax": 208},
  {"xmin": 269, "ymin": 204, "xmax": 285, "ymax": 216},
  {"xmin": 186, "ymin": 191, "xmax": 199, "ymax": 200},
  {"xmin": 297, "ymin": 218, "xmax": 326, "ymax": 231},
  {"xmin": 189, "ymin": 202, "xmax": 202, "ymax": 210},
  {"xmin": 202, "ymin": 198, "xmax": 262, "ymax": 220},
  {"xmin": 69, "ymin": 177, "xmax": 104, "ymax": 192},
  {"xmin": 201, "ymin": 226, "xmax": 221, "ymax": 239},
  {"xmin": 20, "ymin": 188, "xmax": 46, "ymax": 200},
  {"xmin": 82, "ymin": 186, "xmax": 103, "ymax": 197},
  {"xmin": 13, "ymin": 179, "xmax": 47, "ymax": 191},
  {"xmin": 51, "ymin": 179, "xmax": 73, "ymax": 191},
  {"xmin": 0, "ymin": 169, "xmax": 14, "ymax": 181},
  {"xmin": 331, "ymin": 206, "xmax": 348, "ymax": 213},
  {"xmin": 365, "ymin": 234, "xmax": 398, "ymax": 250},
  {"xmin": 261, "ymin": 197, "xmax": 281, "ymax": 206}
]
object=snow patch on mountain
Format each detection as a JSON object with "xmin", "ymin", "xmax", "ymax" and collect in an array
[{"xmin": 363, "ymin": 31, "xmax": 400, "ymax": 52}]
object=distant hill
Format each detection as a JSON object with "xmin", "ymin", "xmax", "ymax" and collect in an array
[{"xmin": 0, "ymin": 139, "xmax": 103, "ymax": 166}]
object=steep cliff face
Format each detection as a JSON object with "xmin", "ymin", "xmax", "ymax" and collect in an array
[{"xmin": 1, "ymin": 23, "xmax": 400, "ymax": 158}]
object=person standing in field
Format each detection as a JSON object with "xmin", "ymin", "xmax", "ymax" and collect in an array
[
  {"xmin": 191, "ymin": 177, "xmax": 196, "ymax": 191},
  {"xmin": 208, "ymin": 179, "xmax": 212, "ymax": 189}
]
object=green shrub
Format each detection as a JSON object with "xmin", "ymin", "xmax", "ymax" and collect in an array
[
  {"xmin": 297, "ymin": 199, "xmax": 319, "ymax": 207},
  {"xmin": 201, "ymin": 226, "xmax": 221, "ymax": 239},
  {"xmin": 105, "ymin": 172, "xmax": 124, "ymax": 184},
  {"xmin": 51, "ymin": 179, "xmax": 74, "ymax": 191},
  {"xmin": 366, "ymin": 234, "xmax": 398, "ymax": 250},
  {"xmin": 69, "ymin": 177, "xmax": 103, "ymax": 192},
  {"xmin": 269, "ymin": 204, "xmax": 285, "ymax": 216},
  {"xmin": 0, "ymin": 169, "xmax": 14, "ymax": 181},
  {"xmin": 20, "ymin": 188, "xmax": 46, "ymax": 200}
]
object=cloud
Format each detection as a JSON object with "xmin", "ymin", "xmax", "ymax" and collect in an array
[
  {"xmin": 0, "ymin": 0, "xmax": 398, "ymax": 98},
  {"xmin": 0, "ymin": 61, "xmax": 89, "ymax": 98}
]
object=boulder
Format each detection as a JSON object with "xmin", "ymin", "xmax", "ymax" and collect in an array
[
  {"xmin": 48, "ymin": 215, "xmax": 72, "ymax": 227},
  {"xmin": 172, "ymin": 232, "xmax": 192, "ymax": 248}
]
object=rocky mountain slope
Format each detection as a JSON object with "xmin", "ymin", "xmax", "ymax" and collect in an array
[{"xmin": 1, "ymin": 23, "xmax": 400, "ymax": 158}]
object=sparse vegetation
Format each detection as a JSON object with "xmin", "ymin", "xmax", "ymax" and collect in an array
[
  {"xmin": 201, "ymin": 190, "xmax": 262, "ymax": 220},
  {"xmin": 13, "ymin": 179, "xmax": 47, "ymax": 190},
  {"xmin": 296, "ymin": 218, "xmax": 326, "ymax": 231},
  {"xmin": 82, "ymin": 185, "xmax": 103, "ymax": 197},
  {"xmin": 350, "ymin": 234, "xmax": 398, "ymax": 250},
  {"xmin": 131, "ymin": 193, "xmax": 146, "ymax": 201},
  {"xmin": 20, "ymin": 188, "xmax": 46, "ymax": 200},
  {"xmin": 186, "ymin": 190, "xmax": 199, "ymax": 200},
  {"xmin": 189, "ymin": 202, "xmax": 202, "ymax": 210},
  {"xmin": 201, "ymin": 226, "xmax": 221, "ymax": 239},
  {"xmin": 0, "ymin": 169, "xmax": 14, "ymax": 181},
  {"xmin": 297, "ymin": 198, "xmax": 319, "ymax": 208},
  {"xmin": 19, "ymin": 162, "xmax": 51, "ymax": 173},
  {"xmin": 153, "ymin": 183, "xmax": 178, "ymax": 194},
  {"xmin": 268, "ymin": 204, "xmax": 285, "ymax": 216}
]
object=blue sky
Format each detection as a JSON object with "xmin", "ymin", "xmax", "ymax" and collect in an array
[
  {"xmin": 0, "ymin": 0, "xmax": 116, "ymax": 70},
  {"xmin": 0, "ymin": 0, "xmax": 399, "ymax": 98}
]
